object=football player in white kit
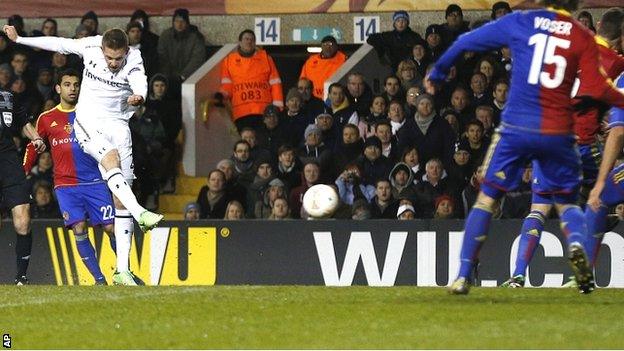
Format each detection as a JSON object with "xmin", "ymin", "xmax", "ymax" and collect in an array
[{"xmin": 4, "ymin": 25, "xmax": 164, "ymax": 285}]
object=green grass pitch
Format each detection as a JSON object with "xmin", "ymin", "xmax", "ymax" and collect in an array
[{"xmin": 1, "ymin": 286, "xmax": 623, "ymax": 349}]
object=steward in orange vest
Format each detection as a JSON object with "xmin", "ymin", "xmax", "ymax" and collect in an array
[
  {"xmin": 299, "ymin": 35, "xmax": 347, "ymax": 100},
  {"xmin": 221, "ymin": 29, "xmax": 284, "ymax": 132}
]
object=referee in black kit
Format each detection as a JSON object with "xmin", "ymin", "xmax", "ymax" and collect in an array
[{"xmin": 0, "ymin": 87, "xmax": 46, "ymax": 284}]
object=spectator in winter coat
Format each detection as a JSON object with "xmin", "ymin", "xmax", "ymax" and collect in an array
[
  {"xmin": 216, "ymin": 159, "xmax": 247, "ymax": 208},
  {"xmin": 367, "ymin": 10, "xmax": 424, "ymax": 70},
  {"xmin": 410, "ymin": 38, "xmax": 430, "ymax": 79},
  {"xmin": 196, "ymin": 170, "xmax": 230, "ymax": 219},
  {"xmin": 333, "ymin": 124, "xmax": 364, "ymax": 176},
  {"xmin": 356, "ymin": 136, "xmax": 393, "ymax": 186},
  {"xmin": 370, "ymin": 179, "xmax": 400, "ymax": 219},
  {"xmin": 297, "ymin": 77, "xmax": 325, "ymax": 119},
  {"xmin": 375, "ymin": 120, "xmax": 400, "ymax": 163},
  {"xmin": 297, "ymin": 124, "xmax": 333, "ymax": 181},
  {"xmin": 362, "ymin": 96, "xmax": 387, "ymax": 138},
  {"xmin": 346, "ymin": 72, "xmax": 373, "ymax": 118},
  {"xmin": 387, "ymin": 100, "xmax": 407, "ymax": 136},
  {"xmin": 414, "ymin": 158, "xmax": 457, "ymax": 218},
  {"xmin": 439, "ymin": 4, "xmax": 470, "ymax": 48},
  {"xmin": 246, "ymin": 159, "xmax": 274, "ymax": 217},
  {"xmin": 256, "ymin": 104, "xmax": 289, "ymax": 156},
  {"xmin": 335, "ymin": 163, "xmax": 375, "ymax": 206},
  {"xmin": 397, "ymin": 94, "xmax": 455, "ymax": 168},
  {"xmin": 284, "ymin": 88, "xmax": 314, "ymax": 146},
  {"xmin": 289, "ymin": 162, "xmax": 321, "ymax": 219},
  {"xmin": 381, "ymin": 75, "xmax": 404, "ymax": 104},
  {"xmin": 389, "ymin": 162, "xmax": 417, "ymax": 201},
  {"xmin": 274, "ymin": 145, "xmax": 302, "ymax": 192},
  {"xmin": 254, "ymin": 178, "xmax": 286, "ymax": 219},
  {"xmin": 158, "ymin": 8, "xmax": 206, "ymax": 93}
]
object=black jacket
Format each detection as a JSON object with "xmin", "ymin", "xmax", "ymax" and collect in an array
[
  {"xmin": 367, "ymin": 27, "xmax": 424, "ymax": 70},
  {"xmin": 397, "ymin": 116, "xmax": 456, "ymax": 169}
]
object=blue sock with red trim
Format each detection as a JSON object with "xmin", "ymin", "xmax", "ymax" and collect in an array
[
  {"xmin": 559, "ymin": 206, "xmax": 588, "ymax": 248},
  {"xmin": 584, "ymin": 205, "xmax": 607, "ymax": 267},
  {"xmin": 74, "ymin": 232, "xmax": 105, "ymax": 283},
  {"xmin": 458, "ymin": 207, "xmax": 493, "ymax": 280},
  {"xmin": 512, "ymin": 211, "xmax": 545, "ymax": 277}
]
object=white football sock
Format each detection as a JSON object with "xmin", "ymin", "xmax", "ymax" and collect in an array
[
  {"xmin": 104, "ymin": 168, "xmax": 146, "ymax": 220},
  {"xmin": 115, "ymin": 209, "xmax": 133, "ymax": 272}
]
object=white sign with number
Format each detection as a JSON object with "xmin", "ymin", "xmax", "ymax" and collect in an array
[
  {"xmin": 353, "ymin": 16, "xmax": 380, "ymax": 44},
  {"xmin": 254, "ymin": 17, "xmax": 281, "ymax": 45}
]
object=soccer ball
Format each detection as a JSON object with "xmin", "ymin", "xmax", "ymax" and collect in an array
[{"xmin": 302, "ymin": 184, "xmax": 339, "ymax": 218}]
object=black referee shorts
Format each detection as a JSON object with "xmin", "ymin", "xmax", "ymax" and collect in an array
[{"xmin": 0, "ymin": 151, "xmax": 31, "ymax": 210}]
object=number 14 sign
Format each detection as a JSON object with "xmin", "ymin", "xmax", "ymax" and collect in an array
[
  {"xmin": 353, "ymin": 16, "xmax": 380, "ymax": 44},
  {"xmin": 255, "ymin": 17, "xmax": 281, "ymax": 45}
]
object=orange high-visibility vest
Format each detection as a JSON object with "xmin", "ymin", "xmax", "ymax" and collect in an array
[
  {"xmin": 300, "ymin": 51, "xmax": 347, "ymax": 99},
  {"xmin": 220, "ymin": 48, "xmax": 284, "ymax": 120}
]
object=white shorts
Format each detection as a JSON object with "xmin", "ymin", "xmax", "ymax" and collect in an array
[{"xmin": 74, "ymin": 118, "xmax": 135, "ymax": 181}]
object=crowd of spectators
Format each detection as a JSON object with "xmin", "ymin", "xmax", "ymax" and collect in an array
[{"xmin": 0, "ymin": 3, "xmax": 610, "ymax": 221}]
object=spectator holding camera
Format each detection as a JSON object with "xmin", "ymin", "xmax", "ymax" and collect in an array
[{"xmin": 335, "ymin": 163, "xmax": 375, "ymax": 206}]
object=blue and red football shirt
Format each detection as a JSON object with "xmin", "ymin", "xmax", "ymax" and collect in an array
[
  {"xmin": 573, "ymin": 37, "xmax": 624, "ymax": 145},
  {"xmin": 24, "ymin": 105, "xmax": 102, "ymax": 187},
  {"xmin": 429, "ymin": 8, "xmax": 624, "ymax": 135}
]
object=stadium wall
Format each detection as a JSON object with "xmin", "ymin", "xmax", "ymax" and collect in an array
[
  {"xmin": 8, "ymin": 9, "xmax": 610, "ymax": 46},
  {"xmin": 1, "ymin": 220, "xmax": 623, "ymax": 287}
]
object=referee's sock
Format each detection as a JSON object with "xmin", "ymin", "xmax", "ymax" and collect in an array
[
  {"xmin": 74, "ymin": 231, "xmax": 105, "ymax": 282},
  {"xmin": 115, "ymin": 209, "xmax": 134, "ymax": 272},
  {"xmin": 15, "ymin": 231, "xmax": 32, "ymax": 278},
  {"xmin": 104, "ymin": 168, "xmax": 146, "ymax": 221},
  {"xmin": 512, "ymin": 211, "xmax": 545, "ymax": 277},
  {"xmin": 458, "ymin": 207, "xmax": 492, "ymax": 280}
]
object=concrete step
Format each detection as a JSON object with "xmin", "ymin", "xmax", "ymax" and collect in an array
[
  {"xmin": 175, "ymin": 176, "xmax": 206, "ymax": 195},
  {"xmin": 163, "ymin": 212, "xmax": 184, "ymax": 220},
  {"xmin": 158, "ymin": 194, "xmax": 197, "ymax": 213}
]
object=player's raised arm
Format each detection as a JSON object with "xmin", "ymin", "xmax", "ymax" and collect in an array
[
  {"xmin": 3, "ymin": 24, "xmax": 93, "ymax": 56},
  {"xmin": 127, "ymin": 52, "xmax": 148, "ymax": 105},
  {"xmin": 588, "ymin": 75, "xmax": 624, "ymax": 209}
]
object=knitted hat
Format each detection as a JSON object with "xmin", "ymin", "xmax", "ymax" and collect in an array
[
  {"xmin": 184, "ymin": 202, "xmax": 199, "ymax": 214},
  {"xmin": 425, "ymin": 24, "xmax": 442, "ymax": 38},
  {"xmin": 393, "ymin": 10, "xmax": 410, "ymax": 25},
  {"xmin": 173, "ymin": 8, "xmax": 190, "ymax": 24},
  {"xmin": 321, "ymin": 35, "xmax": 337, "ymax": 45},
  {"xmin": 268, "ymin": 178, "xmax": 285, "ymax": 188},
  {"xmin": 434, "ymin": 194, "xmax": 454, "ymax": 210},
  {"xmin": 81, "ymin": 11, "xmax": 99, "ymax": 25},
  {"xmin": 454, "ymin": 140, "xmax": 471, "ymax": 154},
  {"xmin": 263, "ymin": 104, "xmax": 279, "ymax": 118},
  {"xmin": 491, "ymin": 1, "xmax": 512, "ymax": 19},
  {"xmin": 364, "ymin": 136, "xmax": 382, "ymax": 150},
  {"xmin": 286, "ymin": 88, "xmax": 303, "ymax": 102},
  {"xmin": 304, "ymin": 124, "xmax": 322, "ymax": 139},
  {"xmin": 397, "ymin": 204, "xmax": 415, "ymax": 218},
  {"xmin": 416, "ymin": 93, "xmax": 434, "ymax": 106},
  {"xmin": 445, "ymin": 4, "xmax": 463, "ymax": 18}
]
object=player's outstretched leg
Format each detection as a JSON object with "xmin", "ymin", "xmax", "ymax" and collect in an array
[
  {"xmin": 502, "ymin": 210, "xmax": 546, "ymax": 288},
  {"xmin": 103, "ymin": 167, "xmax": 163, "ymax": 231},
  {"xmin": 450, "ymin": 192, "xmax": 496, "ymax": 295},
  {"xmin": 559, "ymin": 205, "xmax": 594, "ymax": 294},
  {"xmin": 73, "ymin": 228, "xmax": 107, "ymax": 285}
]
